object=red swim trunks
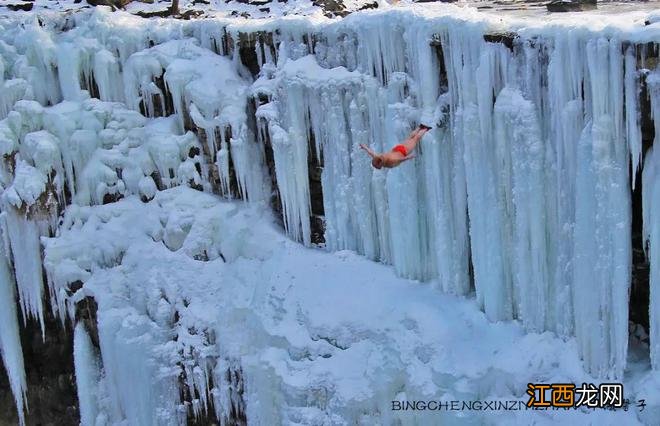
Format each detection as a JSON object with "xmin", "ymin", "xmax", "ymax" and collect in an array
[{"xmin": 392, "ymin": 144, "xmax": 407, "ymax": 157}]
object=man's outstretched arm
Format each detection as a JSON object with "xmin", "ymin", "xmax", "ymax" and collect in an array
[{"xmin": 359, "ymin": 144, "xmax": 377, "ymax": 158}]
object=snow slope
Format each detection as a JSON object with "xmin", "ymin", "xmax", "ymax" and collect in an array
[{"xmin": 42, "ymin": 186, "xmax": 658, "ymax": 425}]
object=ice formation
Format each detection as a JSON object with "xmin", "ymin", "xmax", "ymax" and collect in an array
[
  {"xmin": 0, "ymin": 220, "xmax": 27, "ymax": 426},
  {"xmin": 0, "ymin": 3, "xmax": 658, "ymax": 425},
  {"xmin": 644, "ymin": 69, "xmax": 660, "ymax": 370},
  {"xmin": 73, "ymin": 323, "xmax": 101, "ymax": 426},
  {"xmin": 250, "ymin": 14, "xmax": 648, "ymax": 382}
]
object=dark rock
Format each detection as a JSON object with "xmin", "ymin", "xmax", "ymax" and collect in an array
[
  {"xmin": 546, "ymin": 0, "xmax": 596, "ymax": 12},
  {"xmin": 0, "ymin": 308, "xmax": 79, "ymax": 425},
  {"xmin": 313, "ymin": 0, "xmax": 348, "ymax": 17},
  {"xmin": 252, "ymin": 98, "xmax": 284, "ymax": 229},
  {"xmin": 236, "ymin": 31, "xmax": 276, "ymax": 77},
  {"xmin": 151, "ymin": 170, "xmax": 164, "ymax": 191},
  {"xmin": 75, "ymin": 297, "xmax": 101, "ymax": 350},
  {"xmin": 188, "ymin": 146, "xmax": 201, "ymax": 158},
  {"xmin": 230, "ymin": 10, "xmax": 251, "ymax": 18},
  {"xmin": 640, "ymin": 69, "xmax": 656, "ymax": 151},
  {"xmin": 102, "ymin": 192, "xmax": 123, "ymax": 204},
  {"xmin": 87, "ymin": 0, "xmax": 133, "ymax": 9},
  {"xmin": 483, "ymin": 32, "xmax": 517, "ymax": 51},
  {"xmin": 178, "ymin": 9, "xmax": 205, "ymax": 19},
  {"xmin": 68, "ymin": 280, "xmax": 84, "ymax": 295},
  {"xmin": 430, "ymin": 35, "xmax": 449, "ymax": 91},
  {"xmin": 133, "ymin": 4, "xmax": 203, "ymax": 19},
  {"xmin": 234, "ymin": 0, "xmax": 271, "ymax": 4},
  {"xmin": 629, "ymin": 55, "xmax": 655, "ymax": 334},
  {"xmin": 358, "ymin": 0, "xmax": 378, "ymax": 9},
  {"xmin": 631, "ymin": 167, "xmax": 650, "ymax": 332},
  {"xmin": 636, "ymin": 42, "xmax": 659, "ymax": 71},
  {"xmin": 7, "ymin": 2, "xmax": 34, "ymax": 11},
  {"xmin": 134, "ymin": 8, "xmax": 175, "ymax": 17},
  {"xmin": 307, "ymin": 131, "xmax": 325, "ymax": 245},
  {"xmin": 311, "ymin": 215, "xmax": 326, "ymax": 245}
]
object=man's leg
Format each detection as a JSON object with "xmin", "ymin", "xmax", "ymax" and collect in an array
[{"xmin": 401, "ymin": 127, "xmax": 428, "ymax": 153}]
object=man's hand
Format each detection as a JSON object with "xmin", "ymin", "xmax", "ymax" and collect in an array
[{"xmin": 359, "ymin": 144, "xmax": 375, "ymax": 158}]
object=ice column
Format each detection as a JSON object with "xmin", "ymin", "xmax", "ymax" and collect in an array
[
  {"xmin": 96, "ymin": 306, "xmax": 182, "ymax": 425},
  {"xmin": 93, "ymin": 49, "xmax": 125, "ymax": 102},
  {"xmin": 74, "ymin": 324, "xmax": 101, "ymax": 426},
  {"xmin": 644, "ymin": 143, "xmax": 660, "ymax": 370},
  {"xmin": 644, "ymin": 69, "xmax": 660, "ymax": 369},
  {"xmin": 543, "ymin": 32, "xmax": 583, "ymax": 338},
  {"xmin": 4, "ymin": 209, "xmax": 46, "ymax": 334},
  {"xmin": 407, "ymin": 24, "xmax": 470, "ymax": 291},
  {"xmin": 0, "ymin": 219, "xmax": 27, "ymax": 426},
  {"xmin": 573, "ymin": 37, "xmax": 630, "ymax": 379},
  {"xmin": 268, "ymin": 92, "xmax": 312, "ymax": 246},
  {"xmin": 442, "ymin": 26, "xmax": 514, "ymax": 320},
  {"xmin": 493, "ymin": 87, "xmax": 550, "ymax": 332}
]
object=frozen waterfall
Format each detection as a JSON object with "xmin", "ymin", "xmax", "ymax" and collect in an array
[{"xmin": 0, "ymin": 4, "xmax": 659, "ymax": 425}]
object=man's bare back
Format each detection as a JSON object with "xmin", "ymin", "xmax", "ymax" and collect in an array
[{"xmin": 360, "ymin": 125, "xmax": 430, "ymax": 169}]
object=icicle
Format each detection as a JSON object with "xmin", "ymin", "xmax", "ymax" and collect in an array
[
  {"xmin": 644, "ymin": 69, "xmax": 660, "ymax": 369},
  {"xmin": 319, "ymin": 86, "xmax": 358, "ymax": 253},
  {"xmin": 73, "ymin": 323, "xmax": 100, "ymax": 426},
  {"xmin": 444, "ymin": 28, "xmax": 515, "ymax": 320},
  {"xmin": 571, "ymin": 37, "xmax": 631, "ymax": 379},
  {"xmin": 0, "ymin": 217, "xmax": 27, "ymax": 426},
  {"xmin": 644, "ymin": 144, "xmax": 660, "ymax": 370},
  {"xmin": 93, "ymin": 49, "xmax": 124, "ymax": 102},
  {"xmin": 57, "ymin": 42, "xmax": 83, "ymax": 101},
  {"xmin": 4, "ymin": 208, "xmax": 46, "ymax": 336},
  {"xmin": 494, "ymin": 86, "xmax": 549, "ymax": 331},
  {"xmin": 625, "ymin": 46, "xmax": 642, "ymax": 189},
  {"xmin": 0, "ymin": 79, "xmax": 31, "ymax": 121},
  {"xmin": 545, "ymin": 31, "xmax": 584, "ymax": 338},
  {"xmin": 216, "ymin": 135, "xmax": 232, "ymax": 197},
  {"xmin": 21, "ymin": 25, "xmax": 61, "ymax": 106},
  {"xmin": 96, "ymin": 306, "xmax": 181, "ymax": 425},
  {"xmin": 269, "ymin": 121, "xmax": 311, "ymax": 245},
  {"xmin": 213, "ymin": 359, "xmax": 245, "ymax": 426},
  {"xmin": 345, "ymin": 97, "xmax": 380, "ymax": 260},
  {"xmin": 229, "ymin": 129, "xmax": 267, "ymax": 202}
]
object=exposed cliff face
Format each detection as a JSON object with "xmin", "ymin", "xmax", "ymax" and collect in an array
[
  {"xmin": 0, "ymin": 5, "xmax": 659, "ymax": 425},
  {"xmin": 0, "ymin": 291, "xmax": 78, "ymax": 425}
]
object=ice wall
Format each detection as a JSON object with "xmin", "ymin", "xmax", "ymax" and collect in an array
[
  {"xmin": 252, "ymin": 16, "xmax": 652, "ymax": 381},
  {"xmin": 0, "ymin": 5, "xmax": 659, "ymax": 425}
]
